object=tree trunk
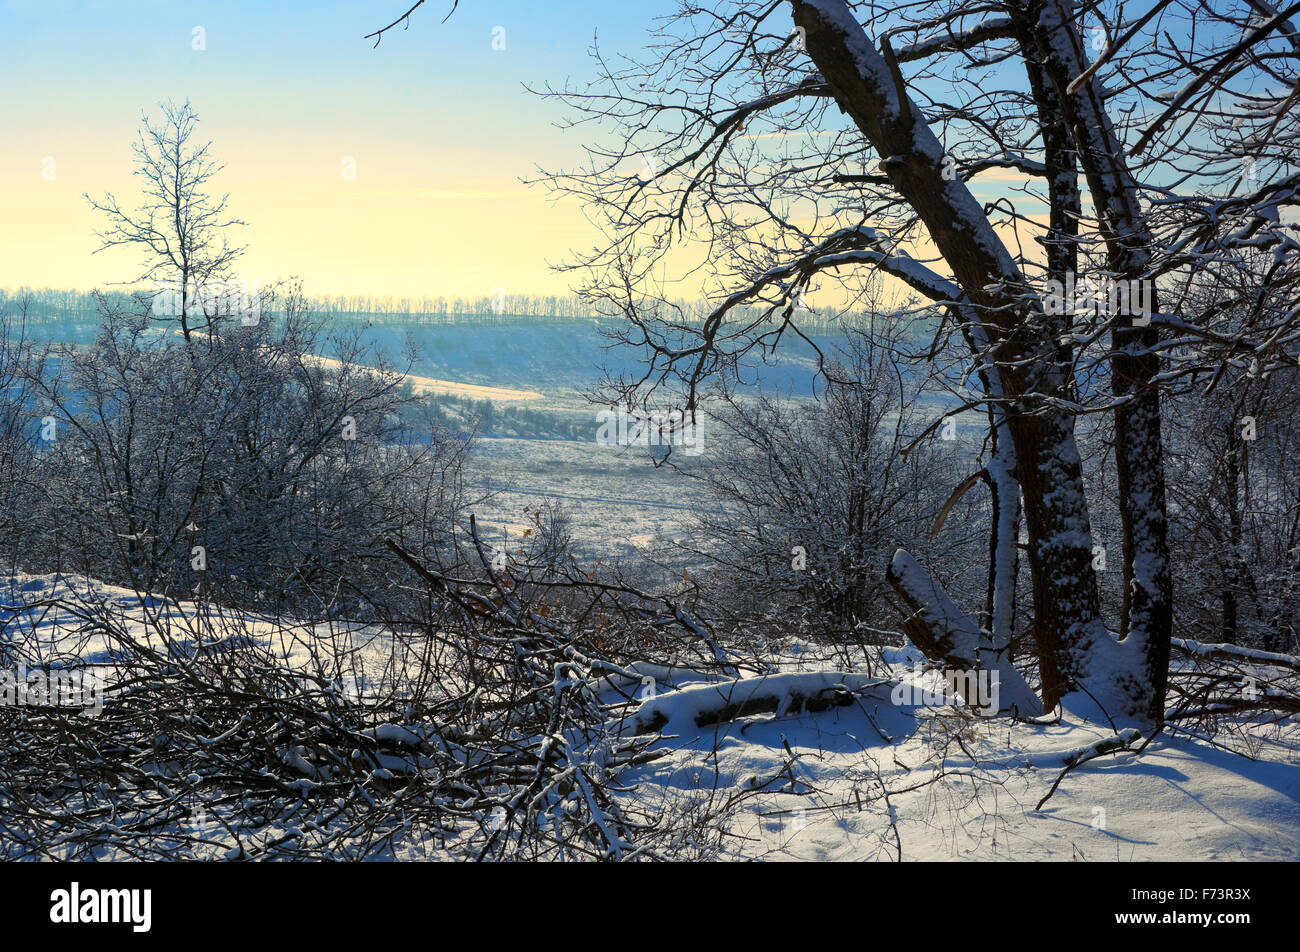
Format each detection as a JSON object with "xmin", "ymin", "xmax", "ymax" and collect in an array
[
  {"xmin": 791, "ymin": 0, "xmax": 1112, "ymax": 716},
  {"xmin": 1224, "ymin": 435, "xmax": 1242, "ymax": 643},
  {"xmin": 887, "ymin": 551, "xmax": 1042, "ymax": 716},
  {"xmin": 983, "ymin": 404, "xmax": 1020, "ymax": 653},
  {"xmin": 1016, "ymin": 0, "xmax": 1174, "ymax": 724}
]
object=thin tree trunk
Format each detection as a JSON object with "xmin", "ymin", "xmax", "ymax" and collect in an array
[
  {"xmin": 983, "ymin": 404, "xmax": 1020, "ymax": 652},
  {"xmin": 1224, "ymin": 435, "xmax": 1242, "ymax": 643}
]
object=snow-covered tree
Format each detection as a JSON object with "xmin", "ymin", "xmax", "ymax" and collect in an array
[
  {"xmin": 673, "ymin": 324, "xmax": 969, "ymax": 638},
  {"xmin": 14, "ymin": 289, "xmax": 470, "ymax": 616},
  {"xmin": 534, "ymin": 0, "xmax": 1300, "ymax": 726}
]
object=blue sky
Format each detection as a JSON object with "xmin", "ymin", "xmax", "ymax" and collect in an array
[
  {"xmin": 3, "ymin": 1, "xmax": 1229, "ymax": 305},
  {"xmin": 0, "ymin": 0, "xmax": 678, "ymax": 297}
]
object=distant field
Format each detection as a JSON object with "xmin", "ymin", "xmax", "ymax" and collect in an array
[
  {"xmin": 15, "ymin": 310, "xmax": 968, "ymax": 562},
  {"xmin": 465, "ymin": 436, "xmax": 710, "ymax": 568}
]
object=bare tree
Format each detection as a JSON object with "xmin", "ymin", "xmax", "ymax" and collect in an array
[
  {"xmin": 0, "ymin": 296, "xmax": 38, "ymax": 573},
  {"xmin": 529, "ymin": 0, "xmax": 1299, "ymax": 727},
  {"xmin": 86, "ymin": 100, "xmax": 246, "ymax": 343},
  {"xmin": 674, "ymin": 323, "xmax": 969, "ymax": 639},
  {"xmin": 16, "ymin": 287, "xmax": 471, "ymax": 618}
]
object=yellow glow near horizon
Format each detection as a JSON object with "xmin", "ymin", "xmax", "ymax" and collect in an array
[
  {"xmin": 0, "ymin": 2, "xmax": 1066, "ymax": 314},
  {"xmin": 0, "ymin": 74, "xmax": 1052, "ymax": 312},
  {"xmin": 1, "ymin": 132, "xmax": 1053, "ymax": 313},
  {"xmin": 1, "ymin": 149, "xmax": 597, "ymax": 301}
]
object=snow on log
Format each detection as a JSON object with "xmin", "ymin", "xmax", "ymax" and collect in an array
[{"xmin": 625, "ymin": 672, "xmax": 891, "ymax": 736}]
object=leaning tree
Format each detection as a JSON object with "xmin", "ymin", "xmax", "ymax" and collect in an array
[
  {"xmin": 368, "ymin": 0, "xmax": 1300, "ymax": 728},
  {"xmin": 520, "ymin": 0, "xmax": 1299, "ymax": 727}
]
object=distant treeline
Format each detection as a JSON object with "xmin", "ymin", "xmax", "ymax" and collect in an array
[
  {"xmin": 1, "ymin": 287, "xmax": 141, "ymax": 323},
  {"xmin": 0, "ymin": 286, "xmax": 594, "ymax": 324},
  {"xmin": 1, "ymin": 285, "xmax": 858, "ymax": 329}
]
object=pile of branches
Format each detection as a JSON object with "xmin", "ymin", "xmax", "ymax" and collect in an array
[
  {"xmin": 0, "ymin": 519, "xmax": 745, "ymax": 861},
  {"xmin": 1165, "ymin": 638, "xmax": 1300, "ymax": 735}
]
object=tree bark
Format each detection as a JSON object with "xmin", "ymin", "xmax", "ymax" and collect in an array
[
  {"xmin": 887, "ymin": 550, "xmax": 1043, "ymax": 716},
  {"xmin": 1014, "ymin": 0, "xmax": 1174, "ymax": 724},
  {"xmin": 791, "ymin": 0, "xmax": 1109, "ymax": 715}
]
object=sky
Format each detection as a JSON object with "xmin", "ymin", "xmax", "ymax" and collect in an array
[
  {"xmin": 0, "ymin": 0, "xmax": 1104, "ymax": 313},
  {"xmin": 0, "ymin": 0, "xmax": 674, "ymax": 300}
]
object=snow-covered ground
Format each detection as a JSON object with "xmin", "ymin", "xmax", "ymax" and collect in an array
[
  {"xmin": 4, "ymin": 572, "xmax": 1295, "ymax": 861},
  {"xmin": 4, "ymin": 322, "xmax": 1294, "ymax": 860},
  {"xmin": 300, "ymin": 351, "xmax": 543, "ymax": 402},
  {"xmin": 466, "ymin": 437, "xmax": 708, "ymax": 565},
  {"xmin": 610, "ymin": 653, "xmax": 1300, "ymax": 861}
]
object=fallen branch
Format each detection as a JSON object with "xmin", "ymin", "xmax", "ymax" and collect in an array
[{"xmin": 1035, "ymin": 728, "xmax": 1145, "ymax": 811}]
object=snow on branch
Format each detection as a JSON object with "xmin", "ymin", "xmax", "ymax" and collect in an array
[
  {"xmin": 1172, "ymin": 638, "xmax": 1300, "ymax": 674},
  {"xmin": 895, "ymin": 16, "xmax": 1015, "ymax": 62},
  {"xmin": 626, "ymin": 672, "xmax": 891, "ymax": 735}
]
